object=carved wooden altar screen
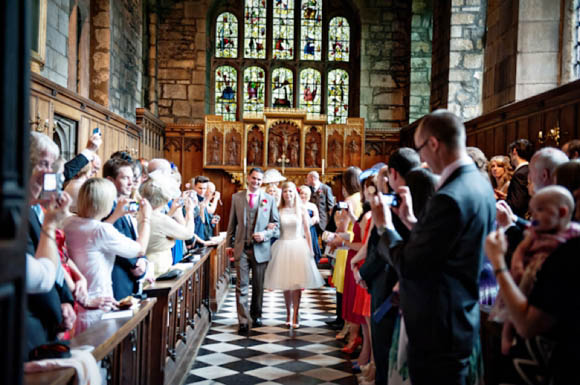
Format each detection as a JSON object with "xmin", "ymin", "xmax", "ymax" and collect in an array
[{"xmin": 203, "ymin": 109, "xmax": 365, "ymax": 185}]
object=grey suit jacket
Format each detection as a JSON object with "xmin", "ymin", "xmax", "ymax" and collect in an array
[
  {"xmin": 226, "ymin": 190, "xmax": 280, "ymax": 263},
  {"xmin": 310, "ymin": 183, "xmax": 334, "ymax": 231}
]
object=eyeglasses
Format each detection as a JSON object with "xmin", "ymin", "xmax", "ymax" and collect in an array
[{"xmin": 415, "ymin": 137, "xmax": 430, "ymax": 152}]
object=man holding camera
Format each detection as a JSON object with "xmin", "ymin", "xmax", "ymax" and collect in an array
[
  {"xmin": 104, "ymin": 157, "xmax": 149, "ymax": 300},
  {"xmin": 372, "ymin": 110, "xmax": 496, "ymax": 384}
]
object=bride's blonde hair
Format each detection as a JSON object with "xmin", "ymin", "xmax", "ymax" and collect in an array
[{"xmin": 279, "ymin": 181, "xmax": 302, "ymax": 218}]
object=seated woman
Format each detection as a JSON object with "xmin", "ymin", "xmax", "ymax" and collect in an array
[
  {"xmin": 140, "ymin": 172, "xmax": 196, "ymax": 276},
  {"xmin": 63, "ymin": 178, "xmax": 151, "ymax": 334}
]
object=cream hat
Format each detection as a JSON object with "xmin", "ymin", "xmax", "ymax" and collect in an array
[{"xmin": 263, "ymin": 168, "xmax": 287, "ymax": 184}]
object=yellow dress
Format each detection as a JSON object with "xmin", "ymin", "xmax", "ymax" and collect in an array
[{"xmin": 332, "ymin": 193, "xmax": 362, "ymax": 293}]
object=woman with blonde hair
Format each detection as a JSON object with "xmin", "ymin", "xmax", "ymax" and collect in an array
[
  {"xmin": 264, "ymin": 181, "xmax": 324, "ymax": 328},
  {"xmin": 489, "ymin": 155, "xmax": 513, "ymax": 200},
  {"xmin": 63, "ymin": 178, "xmax": 151, "ymax": 333},
  {"xmin": 140, "ymin": 171, "xmax": 196, "ymax": 276}
]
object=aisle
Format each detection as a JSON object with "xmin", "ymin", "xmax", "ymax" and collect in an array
[{"xmin": 183, "ymin": 285, "xmax": 358, "ymax": 385}]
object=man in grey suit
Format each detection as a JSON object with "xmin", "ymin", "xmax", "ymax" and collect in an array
[
  {"xmin": 226, "ymin": 168, "xmax": 280, "ymax": 333},
  {"xmin": 306, "ymin": 171, "xmax": 335, "ymax": 234}
]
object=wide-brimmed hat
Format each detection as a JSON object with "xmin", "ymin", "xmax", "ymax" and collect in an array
[
  {"xmin": 263, "ymin": 168, "xmax": 287, "ymax": 184},
  {"xmin": 359, "ymin": 162, "xmax": 386, "ymax": 182}
]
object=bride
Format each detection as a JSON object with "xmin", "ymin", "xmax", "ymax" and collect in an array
[{"xmin": 264, "ymin": 181, "xmax": 324, "ymax": 328}]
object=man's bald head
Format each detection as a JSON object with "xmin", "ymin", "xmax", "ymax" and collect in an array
[{"xmin": 148, "ymin": 158, "xmax": 171, "ymax": 174}]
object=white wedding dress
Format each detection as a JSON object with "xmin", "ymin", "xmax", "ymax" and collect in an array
[{"xmin": 264, "ymin": 208, "xmax": 324, "ymax": 290}]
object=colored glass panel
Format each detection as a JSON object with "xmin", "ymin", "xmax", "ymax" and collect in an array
[
  {"xmin": 299, "ymin": 68, "xmax": 321, "ymax": 113},
  {"xmin": 328, "ymin": 17, "xmax": 349, "ymax": 62},
  {"xmin": 215, "ymin": 66, "xmax": 237, "ymax": 121},
  {"xmin": 216, "ymin": 12, "xmax": 238, "ymax": 58},
  {"xmin": 243, "ymin": 66, "xmax": 266, "ymax": 114},
  {"xmin": 300, "ymin": 0, "xmax": 322, "ymax": 61},
  {"xmin": 244, "ymin": 0, "xmax": 267, "ymax": 59},
  {"xmin": 271, "ymin": 68, "xmax": 293, "ymax": 107},
  {"xmin": 327, "ymin": 69, "xmax": 349, "ymax": 123},
  {"xmin": 273, "ymin": 0, "xmax": 294, "ymax": 59}
]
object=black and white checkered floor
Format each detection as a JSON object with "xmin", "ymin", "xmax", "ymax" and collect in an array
[{"xmin": 183, "ymin": 284, "xmax": 358, "ymax": 385}]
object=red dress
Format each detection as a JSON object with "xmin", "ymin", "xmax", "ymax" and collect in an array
[
  {"xmin": 341, "ymin": 222, "xmax": 365, "ymax": 324},
  {"xmin": 352, "ymin": 219, "xmax": 372, "ymax": 317}
]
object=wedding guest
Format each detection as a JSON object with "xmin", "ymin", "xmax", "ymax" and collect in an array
[
  {"xmin": 488, "ymin": 155, "xmax": 513, "ymax": 200},
  {"xmin": 299, "ymin": 185, "xmax": 322, "ymax": 264}
]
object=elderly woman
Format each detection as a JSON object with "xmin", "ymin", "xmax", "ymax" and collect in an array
[
  {"xmin": 140, "ymin": 172, "xmax": 196, "ymax": 276},
  {"xmin": 263, "ymin": 168, "xmax": 286, "ymax": 205},
  {"xmin": 489, "ymin": 155, "xmax": 513, "ymax": 200}
]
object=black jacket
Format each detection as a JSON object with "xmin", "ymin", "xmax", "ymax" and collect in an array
[
  {"xmin": 505, "ymin": 164, "xmax": 530, "ymax": 218},
  {"xmin": 112, "ymin": 215, "xmax": 143, "ymax": 300},
  {"xmin": 378, "ymin": 164, "xmax": 496, "ymax": 359}
]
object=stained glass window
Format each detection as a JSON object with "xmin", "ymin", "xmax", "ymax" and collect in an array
[
  {"xmin": 272, "ymin": 68, "xmax": 293, "ymax": 107},
  {"xmin": 300, "ymin": 0, "xmax": 322, "ymax": 61},
  {"xmin": 244, "ymin": 0, "xmax": 267, "ymax": 59},
  {"xmin": 299, "ymin": 68, "xmax": 321, "ymax": 113},
  {"xmin": 273, "ymin": 0, "xmax": 294, "ymax": 59},
  {"xmin": 216, "ymin": 12, "xmax": 238, "ymax": 58},
  {"xmin": 243, "ymin": 66, "xmax": 265, "ymax": 115},
  {"xmin": 327, "ymin": 69, "xmax": 349, "ymax": 123},
  {"xmin": 215, "ymin": 66, "xmax": 237, "ymax": 121},
  {"xmin": 328, "ymin": 17, "xmax": 349, "ymax": 62},
  {"xmin": 575, "ymin": 2, "xmax": 580, "ymax": 78}
]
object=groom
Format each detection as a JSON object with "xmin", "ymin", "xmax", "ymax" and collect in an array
[{"xmin": 226, "ymin": 168, "xmax": 280, "ymax": 333}]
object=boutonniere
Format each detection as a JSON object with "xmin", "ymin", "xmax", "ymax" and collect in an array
[{"xmin": 260, "ymin": 199, "xmax": 268, "ymax": 208}]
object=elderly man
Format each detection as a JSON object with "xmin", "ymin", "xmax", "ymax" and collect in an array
[
  {"xmin": 527, "ymin": 147, "xmax": 569, "ymax": 195},
  {"xmin": 372, "ymin": 110, "xmax": 496, "ymax": 384},
  {"xmin": 306, "ymin": 171, "xmax": 335, "ymax": 235}
]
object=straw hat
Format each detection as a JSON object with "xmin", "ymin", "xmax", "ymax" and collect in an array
[{"xmin": 263, "ymin": 168, "xmax": 287, "ymax": 184}]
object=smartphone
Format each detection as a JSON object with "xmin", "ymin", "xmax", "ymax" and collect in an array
[
  {"xmin": 337, "ymin": 201, "xmax": 348, "ymax": 209},
  {"xmin": 383, "ymin": 193, "xmax": 400, "ymax": 208},
  {"xmin": 42, "ymin": 173, "xmax": 63, "ymax": 199},
  {"xmin": 92, "ymin": 127, "xmax": 101, "ymax": 136},
  {"xmin": 127, "ymin": 201, "xmax": 140, "ymax": 212}
]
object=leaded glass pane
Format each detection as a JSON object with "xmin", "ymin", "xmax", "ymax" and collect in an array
[
  {"xmin": 216, "ymin": 12, "xmax": 238, "ymax": 58},
  {"xmin": 215, "ymin": 66, "xmax": 237, "ymax": 121},
  {"xmin": 299, "ymin": 68, "xmax": 321, "ymax": 113},
  {"xmin": 272, "ymin": 68, "xmax": 293, "ymax": 107},
  {"xmin": 244, "ymin": 0, "xmax": 267, "ymax": 59},
  {"xmin": 300, "ymin": 0, "xmax": 322, "ymax": 61},
  {"xmin": 243, "ymin": 66, "xmax": 266, "ymax": 115},
  {"xmin": 327, "ymin": 69, "xmax": 349, "ymax": 123},
  {"xmin": 273, "ymin": 0, "xmax": 295, "ymax": 59},
  {"xmin": 328, "ymin": 17, "xmax": 349, "ymax": 62}
]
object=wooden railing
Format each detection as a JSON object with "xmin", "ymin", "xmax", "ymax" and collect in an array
[
  {"xmin": 209, "ymin": 240, "xmax": 230, "ymax": 312},
  {"xmin": 24, "ymin": 299, "xmax": 157, "ymax": 385},
  {"xmin": 144, "ymin": 249, "xmax": 211, "ymax": 385}
]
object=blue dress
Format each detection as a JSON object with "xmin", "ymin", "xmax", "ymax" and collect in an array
[{"xmin": 308, "ymin": 209, "xmax": 322, "ymax": 264}]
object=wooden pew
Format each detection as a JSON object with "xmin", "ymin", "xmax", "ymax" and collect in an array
[
  {"xmin": 24, "ymin": 298, "xmax": 157, "ymax": 385},
  {"xmin": 209, "ymin": 239, "xmax": 230, "ymax": 312},
  {"xmin": 144, "ymin": 250, "xmax": 211, "ymax": 385}
]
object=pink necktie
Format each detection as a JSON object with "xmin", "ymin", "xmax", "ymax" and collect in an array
[{"xmin": 249, "ymin": 193, "xmax": 256, "ymax": 208}]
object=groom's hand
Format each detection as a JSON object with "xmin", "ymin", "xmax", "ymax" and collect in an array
[{"xmin": 252, "ymin": 232, "xmax": 265, "ymax": 243}]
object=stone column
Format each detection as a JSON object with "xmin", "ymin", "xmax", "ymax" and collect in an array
[
  {"xmin": 410, "ymin": 0, "xmax": 433, "ymax": 123},
  {"xmin": 90, "ymin": 0, "xmax": 110, "ymax": 108},
  {"xmin": 147, "ymin": 12, "xmax": 159, "ymax": 115}
]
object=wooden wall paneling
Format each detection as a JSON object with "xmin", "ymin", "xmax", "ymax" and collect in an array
[
  {"xmin": 493, "ymin": 125, "xmax": 506, "ymax": 157},
  {"xmin": 467, "ymin": 134, "xmax": 476, "ymax": 147},
  {"xmin": 559, "ymin": 103, "xmax": 576, "ymax": 143},
  {"xmin": 528, "ymin": 114, "xmax": 542, "ymax": 148},
  {"xmin": 544, "ymin": 108, "xmax": 560, "ymax": 147},
  {"xmin": 506, "ymin": 122, "xmax": 517, "ymax": 150},
  {"xmin": 476, "ymin": 132, "xmax": 485, "ymax": 149},
  {"xmin": 516, "ymin": 119, "xmax": 529, "ymax": 142},
  {"xmin": 485, "ymin": 129, "xmax": 494, "ymax": 155}
]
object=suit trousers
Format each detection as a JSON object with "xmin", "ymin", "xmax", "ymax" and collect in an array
[
  {"xmin": 371, "ymin": 306, "xmax": 397, "ymax": 385},
  {"xmin": 235, "ymin": 247, "xmax": 268, "ymax": 326},
  {"xmin": 407, "ymin": 353, "xmax": 469, "ymax": 385}
]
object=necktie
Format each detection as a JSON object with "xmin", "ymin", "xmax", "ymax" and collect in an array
[{"xmin": 249, "ymin": 193, "xmax": 256, "ymax": 208}]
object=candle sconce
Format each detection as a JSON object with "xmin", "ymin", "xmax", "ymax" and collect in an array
[
  {"xmin": 29, "ymin": 114, "xmax": 50, "ymax": 133},
  {"xmin": 537, "ymin": 121, "xmax": 560, "ymax": 147}
]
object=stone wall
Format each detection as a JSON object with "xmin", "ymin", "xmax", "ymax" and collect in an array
[
  {"xmin": 482, "ymin": 0, "xmax": 517, "ymax": 113},
  {"xmin": 430, "ymin": 0, "xmax": 451, "ymax": 111},
  {"xmin": 409, "ymin": 0, "xmax": 432, "ymax": 123},
  {"xmin": 109, "ymin": 0, "xmax": 143, "ymax": 121},
  {"xmin": 358, "ymin": 0, "xmax": 412, "ymax": 131},
  {"xmin": 156, "ymin": 0, "xmax": 208, "ymax": 124},
  {"xmin": 40, "ymin": 0, "xmax": 70, "ymax": 87},
  {"xmin": 447, "ymin": 0, "xmax": 486, "ymax": 120}
]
